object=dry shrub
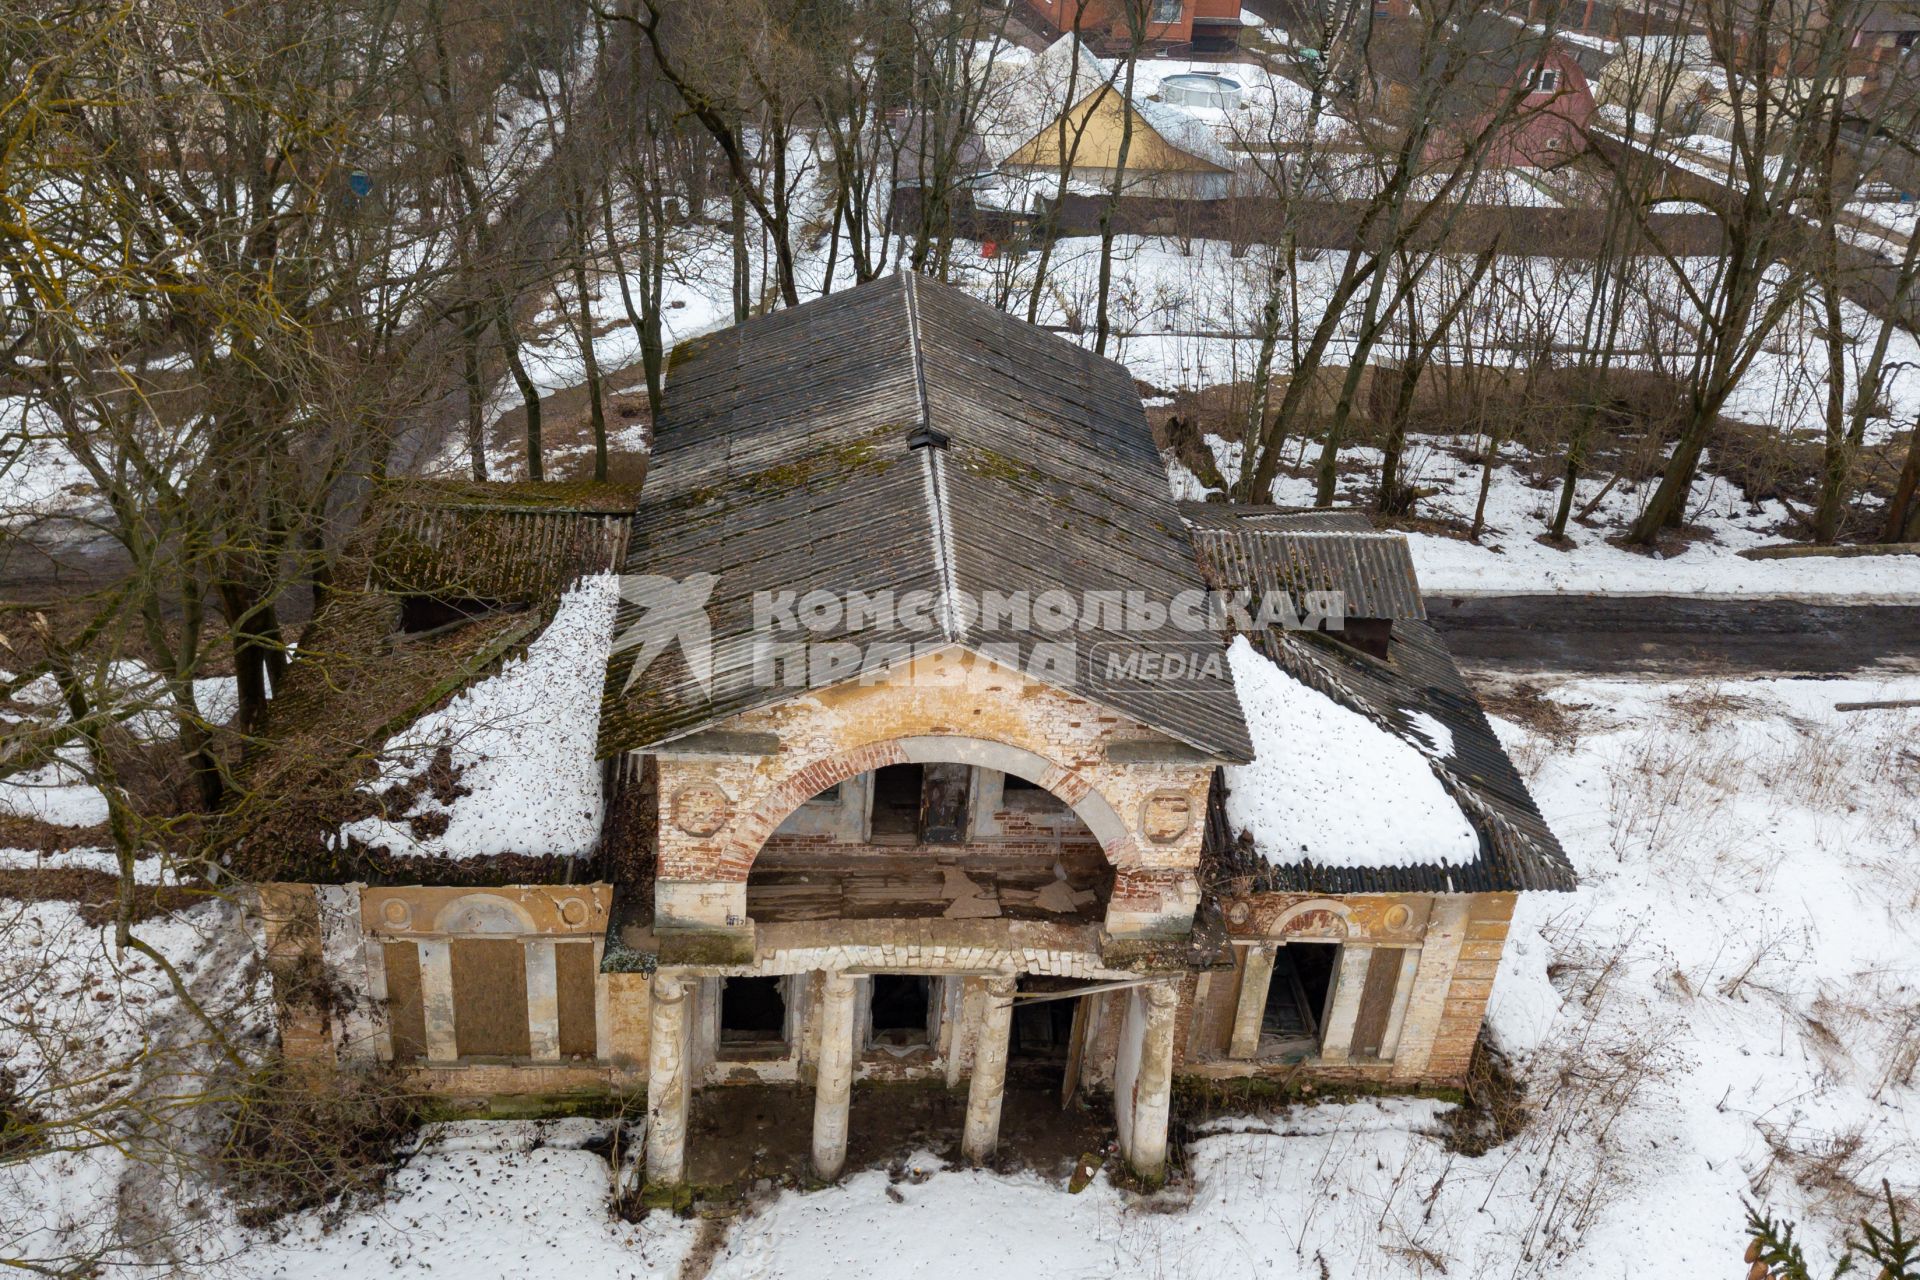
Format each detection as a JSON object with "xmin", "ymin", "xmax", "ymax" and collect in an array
[
  {"xmin": 0, "ymin": 867, "xmax": 209, "ymax": 925},
  {"xmin": 1441, "ymin": 1033, "xmax": 1530, "ymax": 1156},
  {"xmin": 1756, "ymin": 1120, "xmax": 1920, "ymax": 1229},
  {"xmin": 1603, "ymin": 726, "xmax": 1745, "ymax": 862},
  {"xmin": 0, "ymin": 1065, "xmax": 39, "ymax": 1159},
  {"xmin": 1475, "ymin": 680, "xmax": 1585, "ymax": 776},
  {"xmin": 217, "ymin": 1059, "xmax": 425, "ymax": 1228},
  {"xmin": 1659, "ymin": 683, "xmax": 1766, "ymax": 733}
]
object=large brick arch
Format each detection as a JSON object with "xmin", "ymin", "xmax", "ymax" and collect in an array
[{"xmin": 722, "ymin": 733, "xmax": 1142, "ymax": 873}]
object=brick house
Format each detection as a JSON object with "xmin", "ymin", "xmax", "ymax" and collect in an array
[
  {"xmin": 254, "ymin": 273, "xmax": 1574, "ymax": 1190},
  {"xmin": 1420, "ymin": 17, "xmax": 1599, "ymax": 167},
  {"xmin": 1024, "ymin": 0, "xmax": 1250, "ymax": 52}
]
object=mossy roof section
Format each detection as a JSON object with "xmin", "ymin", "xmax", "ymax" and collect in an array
[
  {"xmin": 380, "ymin": 477, "xmax": 642, "ymax": 515},
  {"xmin": 207, "ymin": 584, "xmax": 574, "ymax": 884},
  {"xmin": 204, "ymin": 478, "xmax": 639, "ymax": 885},
  {"xmin": 598, "ymin": 272, "xmax": 1253, "ymax": 762}
]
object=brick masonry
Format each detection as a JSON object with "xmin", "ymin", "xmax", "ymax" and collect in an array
[{"xmin": 651, "ymin": 647, "xmax": 1218, "ymax": 938}]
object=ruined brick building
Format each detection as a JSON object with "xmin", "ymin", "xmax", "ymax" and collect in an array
[{"xmin": 256, "ymin": 273, "xmax": 1575, "ymax": 1188}]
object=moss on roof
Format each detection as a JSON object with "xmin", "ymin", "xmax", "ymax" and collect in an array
[{"xmin": 381, "ymin": 477, "xmax": 642, "ymax": 515}]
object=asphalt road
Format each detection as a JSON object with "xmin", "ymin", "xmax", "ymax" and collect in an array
[{"xmin": 1428, "ymin": 595, "xmax": 1920, "ymax": 676}]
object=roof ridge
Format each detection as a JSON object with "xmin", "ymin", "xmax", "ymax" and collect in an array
[
  {"xmin": 1224, "ymin": 527, "xmax": 1408, "ymax": 540},
  {"xmin": 904, "ymin": 272, "xmax": 964, "ymax": 642}
]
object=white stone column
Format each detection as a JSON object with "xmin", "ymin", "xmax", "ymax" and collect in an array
[
  {"xmin": 1318, "ymin": 944, "xmax": 1376, "ymax": 1063},
  {"xmin": 1228, "ymin": 945, "xmax": 1276, "ymax": 1059},
  {"xmin": 524, "ymin": 939, "xmax": 560, "ymax": 1061},
  {"xmin": 1391, "ymin": 897, "xmax": 1471, "ymax": 1081},
  {"xmin": 962, "ymin": 976, "xmax": 1016, "ymax": 1163},
  {"xmin": 1123, "ymin": 981, "xmax": 1180, "ymax": 1184},
  {"xmin": 645, "ymin": 972, "xmax": 693, "ymax": 1185},
  {"xmin": 812, "ymin": 970, "xmax": 859, "ymax": 1180},
  {"xmin": 417, "ymin": 940, "xmax": 459, "ymax": 1063}
]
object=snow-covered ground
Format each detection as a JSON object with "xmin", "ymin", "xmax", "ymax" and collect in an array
[
  {"xmin": 6, "ymin": 672, "xmax": 1912, "ymax": 1277},
  {"xmin": 1171, "ymin": 431, "xmax": 1920, "ymax": 601}
]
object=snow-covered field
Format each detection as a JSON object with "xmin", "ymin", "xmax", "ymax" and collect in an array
[{"xmin": 5, "ymin": 671, "xmax": 1912, "ymax": 1278}]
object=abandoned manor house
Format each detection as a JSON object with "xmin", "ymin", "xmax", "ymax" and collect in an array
[{"xmin": 249, "ymin": 273, "xmax": 1576, "ymax": 1188}]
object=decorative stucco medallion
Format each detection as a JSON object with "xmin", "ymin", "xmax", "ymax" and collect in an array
[
  {"xmin": 557, "ymin": 896, "xmax": 591, "ymax": 927},
  {"xmin": 671, "ymin": 784, "xmax": 731, "ymax": 836},
  {"xmin": 1141, "ymin": 791, "xmax": 1193, "ymax": 844},
  {"xmin": 1383, "ymin": 903, "xmax": 1413, "ymax": 931},
  {"xmin": 378, "ymin": 898, "xmax": 412, "ymax": 930}
]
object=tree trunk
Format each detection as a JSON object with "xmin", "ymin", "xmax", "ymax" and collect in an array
[
  {"xmin": 461, "ymin": 305, "xmax": 487, "ymax": 482},
  {"xmin": 1883, "ymin": 422, "xmax": 1920, "ymax": 543},
  {"xmin": 565, "ymin": 202, "xmax": 609, "ymax": 482},
  {"xmin": 496, "ymin": 302, "xmax": 542, "ymax": 482}
]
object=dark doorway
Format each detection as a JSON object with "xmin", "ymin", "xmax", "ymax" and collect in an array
[
  {"xmin": 1011, "ymin": 985, "xmax": 1077, "ymax": 1061},
  {"xmin": 1265, "ymin": 942, "xmax": 1338, "ymax": 1047},
  {"xmin": 719, "ymin": 976, "xmax": 786, "ymax": 1049},
  {"xmin": 870, "ymin": 765, "xmax": 923, "ymax": 841},
  {"xmin": 869, "ymin": 974, "xmax": 932, "ymax": 1047}
]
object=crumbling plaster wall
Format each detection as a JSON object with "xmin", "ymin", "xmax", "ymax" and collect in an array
[
  {"xmin": 651, "ymin": 647, "xmax": 1219, "ymax": 940},
  {"xmin": 1183, "ymin": 891, "xmax": 1516, "ymax": 1087}
]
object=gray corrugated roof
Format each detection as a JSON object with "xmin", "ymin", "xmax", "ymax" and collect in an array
[
  {"xmin": 1181, "ymin": 504, "xmax": 1428, "ymax": 621},
  {"xmin": 598, "ymin": 273, "xmax": 1253, "ymax": 762},
  {"xmin": 374, "ymin": 503, "xmax": 630, "ymax": 602},
  {"xmin": 1191, "ymin": 509, "xmax": 1575, "ymax": 895},
  {"xmin": 1180, "ymin": 503, "xmax": 1376, "ymax": 534}
]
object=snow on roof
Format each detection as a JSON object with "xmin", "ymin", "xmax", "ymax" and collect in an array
[
  {"xmin": 978, "ymin": 35, "xmax": 1117, "ymax": 166},
  {"xmin": 1132, "ymin": 95, "xmax": 1238, "ymax": 170},
  {"xmin": 1223, "ymin": 636, "xmax": 1479, "ymax": 869},
  {"xmin": 342, "ymin": 574, "xmax": 619, "ymax": 861},
  {"xmin": 982, "ymin": 37, "xmax": 1238, "ymax": 172}
]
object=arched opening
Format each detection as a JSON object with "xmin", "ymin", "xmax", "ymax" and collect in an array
[{"xmin": 739, "ymin": 736, "xmax": 1130, "ymax": 927}]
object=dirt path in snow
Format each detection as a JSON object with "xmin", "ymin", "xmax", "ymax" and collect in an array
[{"xmin": 1431, "ymin": 594, "xmax": 1920, "ymax": 675}]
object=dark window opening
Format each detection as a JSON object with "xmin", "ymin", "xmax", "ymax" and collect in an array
[
  {"xmin": 397, "ymin": 595, "xmax": 510, "ymax": 636},
  {"xmin": 719, "ymin": 976, "xmax": 786, "ymax": 1047},
  {"xmin": 1320, "ymin": 616, "xmax": 1393, "ymax": 660},
  {"xmin": 1000, "ymin": 771, "xmax": 1065, "ymax": 813},
  {"xmin": 1263, "ymin": 942, "xmax": 1338, "ymax": 1046},
  {"xmin": 869, "ymin": 974, "xmax": 932, "ymax": 1047},
  {"xmin": 805, "ymin": 782, "xmax": 843, "ymax": 805},
  {"xmin": 870, "ymin": 764, "xmax": 923, "ymax": 840}
]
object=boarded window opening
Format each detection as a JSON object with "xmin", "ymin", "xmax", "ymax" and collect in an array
[
  {"xmin": 917, "ymin": 763, "xmax": 970, "ymax": 843},
  {"xmin": 450, "ymin": 938, "xmax": 531, "ymax": 1058},
  {"xmin": 1350, "ymin": 949, "xmax": 1405, "ymax": 1059},
  {"xmin": 383, "ymin": 941, "xmax": 426, "ymax": 1061},
  {"xmin": 555, "ymin": 941, "xmax": 598, "ymax": 1059},
  {"xmin": 869, "ymin": 974, "xmax": 932, "ymax": 1047},
  {"xmin": 720, "ymin": 976, "xmax": 787, "ymax": 1047},
  {"xmin": 870, "ymin": 765, "xmax": 923, "ymax": 840}
]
